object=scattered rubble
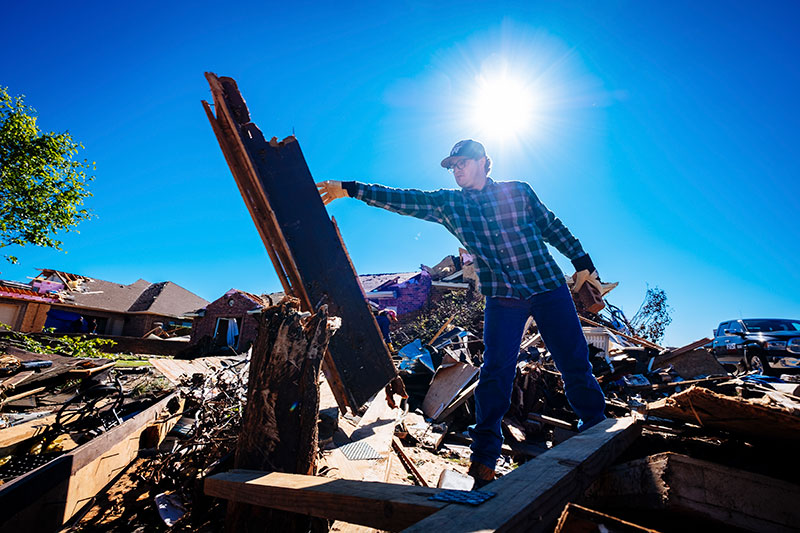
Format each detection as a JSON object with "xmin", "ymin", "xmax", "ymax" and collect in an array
[{"xmin": 2, "ymin": 72, "xmax": 797, "ymax": 533}]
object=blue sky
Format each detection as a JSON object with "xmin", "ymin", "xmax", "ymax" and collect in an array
[{"xmin": 2, "ymin": 1, "xmax": 798, "ymax": 346}]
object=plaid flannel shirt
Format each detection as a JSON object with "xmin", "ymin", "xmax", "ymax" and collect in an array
[{"xmin": 348, "ymin": 178, "xmax": 586, "ymax": 299}]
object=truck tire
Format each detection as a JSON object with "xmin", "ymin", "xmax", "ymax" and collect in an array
[{"xmin": 746, "ymin": 349, "xmax": 772, "ymax": 376}]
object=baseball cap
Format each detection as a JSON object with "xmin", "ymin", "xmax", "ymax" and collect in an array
[{"xmin": 440, "ymin": 139, "xmax": 486, "ymax": 168}]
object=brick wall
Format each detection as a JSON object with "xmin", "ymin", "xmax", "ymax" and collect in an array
[
  {"xmin": 190, "ymin": 291, "xmax": 262, "ymax": 351},
  {"xmin": 373, "ymin": 271, "xmax": 432, "ymax": 316}
]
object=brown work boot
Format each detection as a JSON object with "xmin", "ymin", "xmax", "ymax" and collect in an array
[{"xmin": 467, "ymin": 461, "xmax": 495, "ymax": 489}]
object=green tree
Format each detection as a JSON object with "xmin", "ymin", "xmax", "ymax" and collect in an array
[
  {"xmin": 630, "ymin": 286, "xmax": 673, "ymax": 344},
  {"xmin": 0, "ymin": 86, "xmax": 94, "ymax": 263}
]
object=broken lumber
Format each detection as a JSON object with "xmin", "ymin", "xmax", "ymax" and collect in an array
[
  {"xmin": 206, "ymin": 470, "xmax": 446, "ymax": 531},
  {"xmin": 422, "ymin": 362, "xmax": 478, "ymax": 420},
  {"xmin": 0, "ymin": 392, "xmax": 181, "ymax": 532},
  {"xmin": 404, "ymin": 417, "xmax": 640, "ymax": 533},
  {"xmin": 205, "ymin": 418, "xmax": 639, "ymax": 531},
  {"xmin": 650, "ymin": 348, "xmax": 727, "ymax": 379},
  {"xmin": 226, "ymin": 298, "xmax": 331, "ymax": 532},
  {"xmin": 646, "ymin": 385, "xmax": 800, "ymax": 441},
  {"xmin": 203, "ymin": 73, "xmax": 397, "ymax": 412},
  {"xmin": 586, "ymin": 452, "xmax": 800, "ymax": 533}
]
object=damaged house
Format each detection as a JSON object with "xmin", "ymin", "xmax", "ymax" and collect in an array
[
  {"xmin": 188, "ymin": 289, "xmax": 269, "ymax": 353},
  {"xmin": 0, "ymin": 269, "xmax": 208, "ymax": 337}
]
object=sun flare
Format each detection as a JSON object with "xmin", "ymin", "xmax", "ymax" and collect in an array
[{"xmin": 471, "ymin": 75, "xmax": 535, "ymax": 141}]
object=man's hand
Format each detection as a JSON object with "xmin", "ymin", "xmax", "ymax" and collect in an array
[
  {"xmin": 572, "ymin": 269, "xmax": 602, "ymax": 294},
  {"xmin": 316, "ymin": 180, "xmax": 348, "ymax": 205},
  {"xmin": 572, "ymin": 270, "xmax": 618, "ymax": 296}
]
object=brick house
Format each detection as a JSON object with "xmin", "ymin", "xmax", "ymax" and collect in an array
[
  {"xmin": 188, "ymin": 289, "xmax": 268, "ymax": 353},
  {"xmin": 0, "ymin": 280, "xmax": 58, "ymax": 332},
  {"xmin": 0, "ymin": 269, "xmax": 208, "ymax": 337}
]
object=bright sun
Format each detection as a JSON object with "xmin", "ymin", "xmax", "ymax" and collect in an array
[{"xmin": 470, "ymin": 75, "xmax": 535, "ymax": 141}]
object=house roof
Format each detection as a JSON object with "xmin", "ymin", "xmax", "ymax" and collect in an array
[
  {"xmin": 32, "ymin": 270, "xmax": 209, "ymax": 317},
  {"xmin": 128, "ymin": 281, "xmax": 211, "ymax": 316},
  {"xmin": 359, "ymin": 272, "xmax": 421, "ymax": 293}
]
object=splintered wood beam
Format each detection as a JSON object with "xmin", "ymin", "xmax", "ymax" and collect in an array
[
  {"xmin": 404, "ymin": 417, "xmax": 641, "ymax": 533},
  {"xmin": 647, "ymin": 385, "xmax": 800, "ymax": 442},
  {"xmin": 205, "ymin": 470, "xmax": 446, "ymax": 531},
  {"xmin": 203, "ymin": 72, "xmax": 398, "ymax": 412}
]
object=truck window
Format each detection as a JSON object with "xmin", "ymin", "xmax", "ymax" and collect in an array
[{"xmin": 717, "ymin": 322, "xmax": 729, "ymax": 336}]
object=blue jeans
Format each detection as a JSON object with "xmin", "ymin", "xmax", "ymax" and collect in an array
[{"xmin": 469, "ymin": 283, "xmax": 606, "ymax": 468}]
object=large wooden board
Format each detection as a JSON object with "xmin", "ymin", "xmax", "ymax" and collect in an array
[
  {"xmin": 422, "ymin": 362, "xmax": 479, "ymax": 420},
  {"xmin": 205, "ymin": 470, "xmax": 446, "ymax": 531},
  {"xmin": 404, "ymin": 417, "xmax": 640, "ymax": 533},
  {"xmin": 206, "ymin": 417, "xmax": 640, "ymax": 532},
  {"xmin": 203, "ymin": 73, "xmax": 396, "ymax": 410}
]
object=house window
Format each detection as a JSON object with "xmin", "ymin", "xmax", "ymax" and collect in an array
[{"xmin": 214, "ymin": 317, "xmax": 241, "ymax": 348}]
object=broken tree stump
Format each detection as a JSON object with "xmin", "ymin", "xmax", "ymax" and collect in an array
[{"xmin": 225, "ymin": 297, "xmax": 331, "ymax": 533}]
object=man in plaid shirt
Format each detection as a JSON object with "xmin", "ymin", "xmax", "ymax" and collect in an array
[{"xmin": 318, "ymin": 140, "xmax": 606, "ymax": 487}]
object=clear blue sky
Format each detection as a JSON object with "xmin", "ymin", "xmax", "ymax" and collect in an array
[{"xmin": 2, "ymin": 1, "xmax": 798, "ymax": 346}]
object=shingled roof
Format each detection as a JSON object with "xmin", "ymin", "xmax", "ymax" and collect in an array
[{"xmin": 33, "ymin": 271, "xmax": 209, "ymax": 317}]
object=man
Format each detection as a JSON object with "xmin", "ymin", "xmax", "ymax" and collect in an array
[{"xmin": 317, "ymin": 139, "xmax": 606, "ymax": 487}]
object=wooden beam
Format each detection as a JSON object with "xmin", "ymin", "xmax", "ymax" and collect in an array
[
  {"xmin": 203, "ymin": 73, "xmax": 397, "ymax": 412},
  {"xmin": 206, "ymin": 470, "xmax": 446, "ymax": 531},
  {"xmin": 207, "ymin": 418, "xmax": 639, "ymax": 532},
  {"xmin": 403, "ymin": 417, "xmax": 640, "ymax": 533},
  {"xmin": 586, "ymin": 452, "xmax": 800, "ymax": 533},
  {"xmin": 0, "ymin": 392, "xmax": 181, "ymax": 531}
]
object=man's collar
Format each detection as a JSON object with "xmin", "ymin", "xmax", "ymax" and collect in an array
[{"xmin": 465, "ymin": 177, "xmax": 495, "ymax": 194}]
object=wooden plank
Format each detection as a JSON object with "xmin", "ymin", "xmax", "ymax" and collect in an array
[
  {"xmin": 435, "ymin": 380, "xmax": 477, "ymax": 422},
  {"xmin": 647, "ymin": 385, "xmax": 800, "ymax": 441},
  {"xmin": 202, "ymin": 83, "xmax": 351, "ymax": 414},
  {"xmin": 1, "ymin": 386, "xmax": 45, "ymax": 404},
  {"xmin": 0, "ymin": 411, "xmax": 58, "ymax": 449},
  {"xmin": 205, "ymin": 470, "xmax": 446, "ymax": 531},
  {"xmin": 586, "ymin": 452, "xmax": 800, "ymax": 533},
  {"xmin": 422, "ymin": 362, "xmax": 479, "ymax": 419},
  {"xmin": 0, "ymin": 392, "xmax": 180, "ymax": 532},
  {"xmin": 392, "ymin": 437, "xmax": 428, "ymax": 487},
  {"xmin": 403, "ymin": 417, "xmax": 641, "ymax": 533},
  {"xmin": 664, "ymin": 337, "xmax": 712, "ymax": 358},
  {"xmin": 554, "ymin": 503, "xmax": 661, "ymax": 533},
  {"xmin": 67, "ymin": 360, "xmax": 115, "ymax": 376},
  {"xmin": 0, "ymin": 370, "xmax": 34, "ymax": 391},
  {"xmin": 204, "ymin": 73, "xmax": 397, "ymax": 410}
]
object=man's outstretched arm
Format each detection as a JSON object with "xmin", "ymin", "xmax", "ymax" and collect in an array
[{"xmin": 316, "ymin": 180, "xmax": 446, "ymax": 224}]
